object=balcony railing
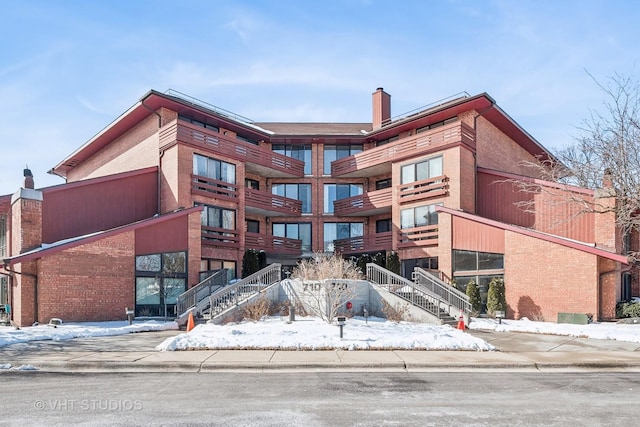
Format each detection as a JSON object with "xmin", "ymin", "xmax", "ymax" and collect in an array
[
  {"xmin": 160, "ymin": 120, "xmax": 305, "ymax": 177},
  {"xmin": 398, "ymin": 175, "xmax": 448, "ymax": 204},
  {"xmin": 333, "ymin": 187, "xmax": 392, "ymax": 217},
  {"xmin": 332, "ymin": 122, "xmax": 475, "ymax": 177},
  {"xmin": 192, "ymin": 174, "xmax": 238, "ymax": 201},
  {"xmin": 202, "ymin": 226, "xmax": 240, "ymax": 248},
  {"xmin": 333, "ymin": 232, "xmax": 392, "ymax": 255},
  {"xmin": 245, "ymin": 188, "xmax": 303, "ymax": 216},
  {"xmin": 398, "ymin": 224, "xmax": 438, "ymax": 247},
  {"xmin": 245, "ymin": 232, "xmax": 303, "ymax": 256}
]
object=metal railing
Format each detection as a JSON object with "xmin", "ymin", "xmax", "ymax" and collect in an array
[
  {"xmin": 208, "ymin": 264, "xmax": 282, "ymax": 319},
  {"xmin": 176, "ymin": 269, "xmax": 229, "ymax": 318},
  {"xmin": 412, "ymin": 267, "xmax": 471, "ymax": 317}
]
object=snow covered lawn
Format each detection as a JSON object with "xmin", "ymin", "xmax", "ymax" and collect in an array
[
  {"xmin": 0, "ymin": 320, "xmax": 178, "ymax": 348},
  {"xmin": 156, "ymin": 316, "xmax": 494, "ymax": 351}
]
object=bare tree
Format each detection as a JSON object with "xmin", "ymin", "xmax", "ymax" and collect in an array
[
  {"xmin": 513, "ymin": 72, "xmax": 640, "ymax": 256},
  {"xmin": 290, "ymin": 252, "xmax": 363, "ymax": 323}
]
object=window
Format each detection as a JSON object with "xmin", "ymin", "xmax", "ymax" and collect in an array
[
  {"xmin": 401, "ymin": 257, "xmax": 439, "ymax": 279},
  {"xmin": 0, "ymin": 276, "xmax": 7, "ymax": 305},
  {"xmin": 236, "ymin": 134, "xmax": 259, "ymax": 145},
  {"xmin": 453, "ymin": 250, "xmax": 504, "ymax": 271},
  {"xmin": 400, "ymin": 204, "xmax": 439, "ymax": 229},
  {"xmin": 376, "ymin": 219, "xmax": 391, "ymax": 233},
  {"xmin": 200, "ymin": 259, "xmax": 236, "ymax": 282},
  {"xmin": 401, "ymin": 156, "xmax": 442, "ymax": 184},
  {"xmin": 135, "ymin": 251, "xmax": 187, "ymax": 317},
  {"xmin": 193, "ymin": 154, "xmax": 236, "ymax": 197},
  {"xmin": 272, "ymin": 223, "xmax": 312, "ymax": 252},
  {"xmin": 376, "ymin": 136, "xmax": 399, "ymax": 147},
  {"xmin": 324, "ymin": 222, "xmax": 364, "ymax": 252},
  {"xmin": 323, "ymin": 144, "xmax": 363, "ymax": 174},
  {"xmin": 323, "ymin": 184, "xmax": 363, "ymax": 213},
  {"xmin": 246, "ymin": 219, "xmax": 260, "ymax": 233},
  {"xmin": 376, "ymin": 178, "xmax": 392, "ymax": 190},
  {"xmin": 179, "ymin": 115, "xmax": 220, "ymax": 132},
  {"xmin": 273, "ymin": 144, "xmax": 312, "ymax": 175},
  {"xmin": 272, "ymin": 183, "xmax": 312, "ymax": 213},
  {"xmin": 245, "ymin": 178, "xmax": 259, "ymax": 190},
  {"xmin": 416, "ymin": 117, "xmax": 457, "ymax": 134}
]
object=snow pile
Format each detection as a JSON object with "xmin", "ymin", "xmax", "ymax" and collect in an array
[
  {"xmin": 156, "ymin": 316, "xmax": 495, "ymax": 352},
  {"xmin": 0, "ymin": 320, "xmax": 178, "ymax": 348},
  {"xmin": 470, "ymin": 317, "xmax": 640, "ymax": 343}
]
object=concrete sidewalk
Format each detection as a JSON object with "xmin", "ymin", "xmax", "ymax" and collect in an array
[{"xmin": 2, "ymin": 329, "xmax": 640, "ymax": 372}]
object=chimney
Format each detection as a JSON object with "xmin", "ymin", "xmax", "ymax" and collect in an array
[
  {"xmin": 23, "ymin": 166, "xmax": 34, "ymax": 190},
  {"xmin": 372, "ymin": 87, "xmax": 391, "ymax": 130}
]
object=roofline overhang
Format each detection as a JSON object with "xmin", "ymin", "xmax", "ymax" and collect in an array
[
  {"xmin": 436, "ymin": 206, "xmax": 629, "ymax": 265},
  {"xmin": 3, "ymin": 205, "xmax": 203, "ymax": 266},
  {"xmin": 477, "ymin": 167, "xmax": 595, "ymax": 196}
]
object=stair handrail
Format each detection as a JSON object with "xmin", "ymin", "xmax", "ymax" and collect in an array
[
  {"xmin": 412, "ymin": 267, "xmax": 471, "ymax": 315},
  {"xmin": 176, "ymin": 269, "xmax": 228, "ymax": 317},
  {"xmin": 208, "ymin": 263, "xmax": 282, "ymax": 319}
]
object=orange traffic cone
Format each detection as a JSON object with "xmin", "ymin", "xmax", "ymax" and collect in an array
[
  {"xmin": 457, "ymin": 314, "xmax": 465, "ymax": 331},
  {"xmin": 186, "ymin": 312, "xmax": 195, "ymax": 332}
]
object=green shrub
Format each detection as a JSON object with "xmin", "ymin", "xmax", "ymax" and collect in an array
[
  {"xmin": 372, "ymin": 252, "xmax": 386, "ymax": 268},
  {"xmin": 616, "ymin": 301, "xmax": 640, "ymax": 318},
  {"xmin": 241, "ymin": 249, "xmax": 260, "ymax": 278},
  {"xmin": 486, "ymin": 277, "xmax": 506, "ymax": 316},
  {"xmin": 386, "ymin": 251, "xmax": 401, "ymax": 275},
  {"xmin": 465, "ymin": 279, "xmax": 481, "ymax": 315}
]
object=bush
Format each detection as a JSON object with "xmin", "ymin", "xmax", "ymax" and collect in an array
[
  {"xmin": 486, "ymin": 277, "xmax": 506, "ymax": 316},
  {"xmin": 465, "ymin": 279, "xmax": 481, "ymax": 315},
  {"xmin": 242, "ymin": 295, "xmax": 274, "ymax": 321},
  {"xmin": 372, "ymin": 252, "xmax": 386, "ymax": 268},
  {"xmin": 386, "ymin": 251, "xmax": 401, "ymax": 275},
  {"xmin": 356, "ymin": 254, "xmax": 372, "ymax": 274},
  {"xmin": 258, "ymin": 250, "xmax": 267, "ymax": 270},
  {"xmin": 242, "ymin": 249, "xmax": 260, "ymax": 278},
  {"xmin": 616, "ymin": 301, "xmax": 640, "ymax": 318}
]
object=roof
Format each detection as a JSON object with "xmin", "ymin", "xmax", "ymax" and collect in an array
[
  {"xmin": 255, "ymin": 122, "xmax": 372, "ymax": 137},
  {"xmin": 2, "ymin": 206, "xmax": 203, "ymax": 266},
  {"xmin": 436, "ymin": 206, "xmax": 629, "ymax": 265}
]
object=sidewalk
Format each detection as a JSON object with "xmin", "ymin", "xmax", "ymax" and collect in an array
[{"xmin": 2, "ymin": 329, "xmax": 640, "ymax": 372}]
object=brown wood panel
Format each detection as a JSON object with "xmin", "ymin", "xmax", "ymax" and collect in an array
[
  {"xmin": 135, "ymin": 215, "xmax": 188, "ymax": 255},
  {"xmin": 452, "ymin": 215, "xmax": 505, "ymax": 253}
]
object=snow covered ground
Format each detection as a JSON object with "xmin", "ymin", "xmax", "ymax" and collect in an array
[
  {"xmin": 2, "ymin": 316, "xmax": 640, "ymax": 353},
  {"xmin": 0, "ymin": 320, "xmax": 178, "ymax": 348}
]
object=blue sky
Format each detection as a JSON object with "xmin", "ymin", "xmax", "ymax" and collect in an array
[{"xmin": 1, "ymin": 0, "xmax": 638, "ymax": 194}]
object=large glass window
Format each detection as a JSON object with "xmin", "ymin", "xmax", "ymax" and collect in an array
[
  {"xmin": 272, "ymin": 183, "xmax": 312, "ymax": 213},
  {"xmin": 0, "ymin": 216, "xmax": 6, "ymax": 258},
  {"xmin": 400, "ymin": 204, "xmax": 439, "ymax": 229},
  {"xmin": 0, "ymin": 276, "xmax": 7, "ymax": 306},
  {"xmin": 135, "ymin": 251, "xmax": 187, "ymax": 318},
  {"xmin": 323, "ymin": 144, "xmax": 363, "ymax": 174},
  {"xmin": 273, "ymin": 223, "xmax": 312, "ymax": 252},
  {"xmin": 401, "ymin": 156, "xmax": 443, "ymax": 184},
  {"xmin": 193, "ymin": 154, "xmax": 236, "ymax": 185},
  {"xmin": 323, "ymin": 184, "xmax": 363, "ymax": 213},
  {"xmin": 272, "ymin": 144, "xmax": 312, "ymax": 175},
  {"xmin": 199, "ymin": 204, "xmax": 236, "ymax": 230},
  {"xmin": 453, "ymin": 250, "xmax": 504, "ymax": 271},
  {"xmin": 324, "ymin": 222, "xmax": 364, "ymax": 252}
]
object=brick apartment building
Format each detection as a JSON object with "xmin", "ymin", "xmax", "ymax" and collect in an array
[{"xmin": 0, "ymin": 88, "xmax": 635, "ymax": 326}]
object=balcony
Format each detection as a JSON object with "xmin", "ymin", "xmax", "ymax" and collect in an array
[
  {"xmin": 333, "ymin": 187, "xmax": 392, "ymax": 217},
  {"xmin": 398, "ymin": 225, "xmax": 438, "ymax": 248},
  {"xmin": 245, "ymin": 232, "xmax": 302, "ymax": 256},
  {"xmin": 192, "ymin": 174, "xmax": 238, "ymax": 201},
  {"xmin": 245, "ymin": 188, "xmax": 303, "ymax": 217},
  {"xmin": 333, "ymin": 232, "xmax": 392, "ymax": 255},
  {"xmin": 399, "ymin": 176, "xmax": 448, "ymax": 204},
  {"xmin": 331, "ymin": 122, "xmax": 475, "ymax": 178},
  {"xmin": 201, "ymin": 226, "xmax": 240, "ymax": 248},
  {"xmin": 160, "ymin": 120, "xmax": 305, "ymax": 178}
]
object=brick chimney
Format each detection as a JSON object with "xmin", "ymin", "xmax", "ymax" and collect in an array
[
  {"xmin": 23, "ymin": 166, "xmax": 34, "ymax": 189},
  {"xmin": 372, "ymin": 87, "xmax": 391, "ymax": 130}
]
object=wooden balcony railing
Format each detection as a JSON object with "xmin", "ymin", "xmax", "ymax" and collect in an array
[
  {"xmin": 192, "ymin": 174, "xmax": 238, "ymax": 201},
  {"xmin": 333, "ymin": 232, "xmax": 392, "ymax": 255},
  {"xmin": 398, "ymin": 175, "xmax": 448, "ymax": 204},
  {"xmin": 160, "ymin": 120, "xmax": 305, "ymax": 177},
  {"xmin": 398, "ymin": 224, "xmax": 438, "ymax": 247},
  {"xmin": 245, "ymin": 232, "xmax": 302, "ymax": 255},
  {"xmin": 332, "ymin": 122, "xmax": 475, "ymax": 177},
  {"xmin": 333, "ymin": 187, "xmax": 392, "ymax": 216},
  {"xmin": 201, "ymin": 226, "xmax": 239, "ymax": 248},
  {"xmin": 245, "ymin": 188, "xmax": 303, "ymax": 216}
]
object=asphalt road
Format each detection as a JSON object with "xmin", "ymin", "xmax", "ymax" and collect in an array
[{"xmin": 2, "ymin": 371, "xmax": 639, "ymax": 426}]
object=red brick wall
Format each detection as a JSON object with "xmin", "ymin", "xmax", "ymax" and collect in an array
[
  {"xmin": 37, "ymin": 231, "xmax": 135, "ymax": 322},
  {"xmin": 505, "ymin": 230, "xmax": 599, "ymax": 321}
]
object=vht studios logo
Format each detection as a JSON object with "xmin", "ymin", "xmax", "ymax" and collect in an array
[{"xmin": 34, "ymin": 399, "xmax": 143, "ymax": 412}]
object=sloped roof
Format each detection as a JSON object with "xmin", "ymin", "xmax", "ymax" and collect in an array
[
  {"xmin": 436, "ymin": 206, "xmax": 629, "ymax": 264},
  {"xmin": 2, "ymin": 206, "xmax": 202, "ymax": 266},
  {"xmin": 255, "ymin": 122, "xmax": 372, "ymax": 136}
]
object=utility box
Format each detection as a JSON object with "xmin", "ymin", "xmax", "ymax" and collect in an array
[{"xmin": 558, "ymin": 312, "xmax": 590, "ymax": 325}]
